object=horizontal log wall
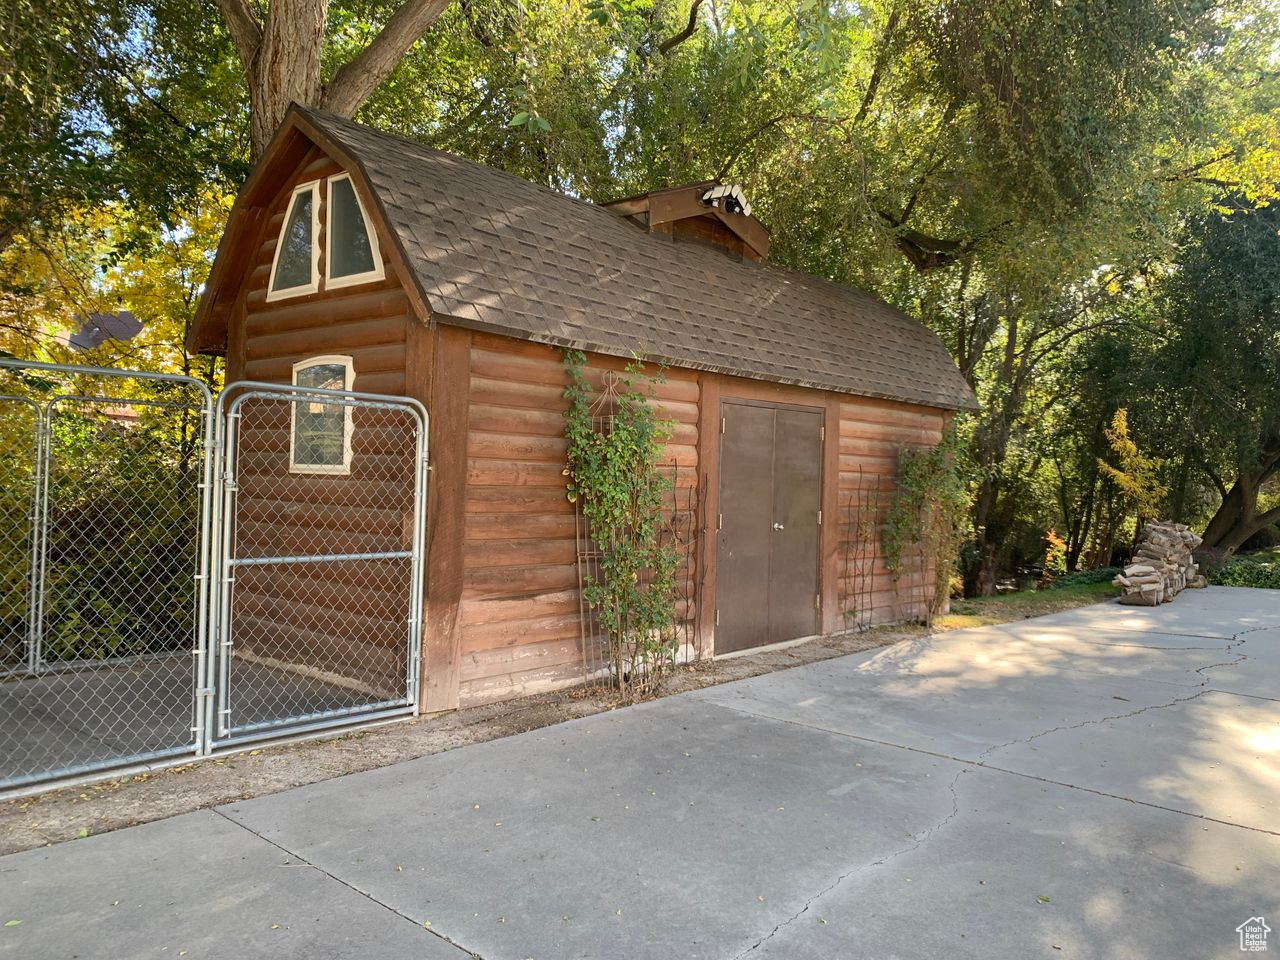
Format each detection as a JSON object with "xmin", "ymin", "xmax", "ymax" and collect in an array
[
  {"xmin": 226, "ymin": 146, "xmax": 418, "ymax": 695},
  {"xmin": 834, "ymin": 396, "xmax": 946, "ymax": 627},
  {"xmin": 458, "ymin": 332, "xmax": 699, "ymax": 707},
  {"xmin": 219, "ymin": 143, "xmax": 957, "ymax": 710}
]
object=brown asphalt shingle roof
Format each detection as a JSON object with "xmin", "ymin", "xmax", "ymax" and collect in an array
[{"xmin": 301, "ymin": 107, "xmax": 976, "ymax": 411}]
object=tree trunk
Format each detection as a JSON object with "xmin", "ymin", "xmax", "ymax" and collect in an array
[
  {"xmin": 218, "ymin": 0, "xmax": 454, "ymax": 160},
  {"xmin": 969, "ymin": 465, "xmax": 1002, "ymax": 596},
  {"xmin": 1198, "ymin": 475, "xmax": 1279, "ymax": 556},
  {"xmin": 250, "ymin": 0, "xmax": 326, "ymax": 158},
  {"xmin": 1065, "ymin": 473, "xmax": 1096, "ymax": 571},
  {"xmin": 966, "ymin": 388, "xmax": 1016, "ymax": 596}
]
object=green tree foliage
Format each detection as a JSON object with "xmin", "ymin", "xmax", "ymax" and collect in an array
[
  {"xmin": 1149, "ymin": 199, "xmax": 1280, "ymax": 556},
  {"xmin": 1, "ymin": 0, "xmax": 1278, "ymax": 600},
  {"xmin": 0, "ymin": 0, "xmax": 247, "ymax": 254}
]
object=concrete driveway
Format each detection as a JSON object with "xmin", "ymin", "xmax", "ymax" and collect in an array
[{"xmin": 2, "ymin": 587, "xmax": 1277, "ymax": 960}]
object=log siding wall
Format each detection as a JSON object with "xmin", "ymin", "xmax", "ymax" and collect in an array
[
  {"xmin": 458, "ymin": 333, "xmax": 699, "ymax": 707},
  {"xmin": 834, "ymin": 396, "xmax": 946, "ymax": 627},
  {"xmin": 223, "ymin": 144, "xmax": 955, "ymax": 712},
  {"xmin": 227, "ymin": 148, "xmax": 411, "ymax": 390},
  {"xmin": 224, "ymin": 148, "xmax": 419, "ymax": 695}
]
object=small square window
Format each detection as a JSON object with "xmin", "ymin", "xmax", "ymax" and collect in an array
[{"xmin": 290, "ymin": 356, "xmax": 353, "ymax": 474}]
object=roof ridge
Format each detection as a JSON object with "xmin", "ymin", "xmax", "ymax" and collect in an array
[
  {"xmin": 285, "ymin": 105, "xmax": 976, "ymax": 411},
  {"xmin": 298, "ymin": 104, "xmax": 626, "ymax": 220}
]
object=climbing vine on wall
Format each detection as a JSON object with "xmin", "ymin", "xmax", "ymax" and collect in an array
[
  {"xmin": 882, "ymin": 427, "xmax": 969, "ymax": 625},
  {"xmin": 563, "ymin": 351, "xmax": 680, "ymax": 702}
]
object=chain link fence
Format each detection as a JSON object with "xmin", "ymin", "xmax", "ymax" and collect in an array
[
  {"xmin": 0, "ymin": 365, "xmax": 427, "ymax": 791},
  {"xmin": 210, "ymin": 384, "xmax": 427, "ymax": 747},
  {"xmin": 1, "ymin": 396, "xmax": 41, "ymax": 678},
  {"xmin": 0, "ymin": 362, "xmax": 212, "ymax": 789}
]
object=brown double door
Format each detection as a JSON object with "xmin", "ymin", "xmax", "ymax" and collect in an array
[{"xmin": 715, "ymin": 400, "xmax": 823, "ymax": 654}]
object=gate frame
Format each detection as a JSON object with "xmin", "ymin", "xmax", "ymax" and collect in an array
[
  {"xmin": 205, "ymin": 381, "xmax": 429, "ymax": 752},
  {"xmin": 1, "ymin": 361, "xmax": 429, "ymax": 793},
  {"xmin": 0, "ymin": 358, "xmax": 216, "ymax": 783},
  {"xmin": 0, "ymin": 393, "xmax": 43, "ymax": 679}
]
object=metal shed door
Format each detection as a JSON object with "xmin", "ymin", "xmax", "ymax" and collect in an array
[{"xmin": 716, "ymin": 400, "xmax": 822, "ymax": 654}]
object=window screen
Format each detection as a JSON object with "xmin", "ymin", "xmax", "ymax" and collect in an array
[
  {"xmin": 272, "ymin": 188, "xmax": 315, "ymax": 293},
  {"xmin": 292, "ymin": 360, "xmax": 349, "ymax": 470},
  {"xmin": 329, "ymin": 177, "xmax": 377, "ymax": 279}
]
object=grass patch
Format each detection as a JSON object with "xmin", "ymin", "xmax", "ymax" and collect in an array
[{"xmin": 936, "ymin": 581, "xmax": 1118, "ymax": 630}]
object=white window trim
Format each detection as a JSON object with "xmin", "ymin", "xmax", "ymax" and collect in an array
[
  {"xmin": 266, "ymin": 180, "xmax": 322, "ymax": 302},
  {"xmin": 324, "ymin": 172, "xmax": 385, "ymax": 291},
  {"xmin": 289, "ymin": 355, "xmax": 355, "ymax": 475}
]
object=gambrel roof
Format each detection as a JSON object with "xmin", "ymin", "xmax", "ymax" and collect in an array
[{"xmin": 192, "ymin": 106, "xmax": 976, "ymax": 411}]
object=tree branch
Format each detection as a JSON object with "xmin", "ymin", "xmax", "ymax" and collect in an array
[
  {"xmin": 897, "ymin": 153, "xmax": 945, "ymax": 227},
  {"xmin": 1202, "ymin": 464, "xmax": 1228, "ymax": 500},
  {"xmin": 1255, "ymin": 500, "xmax": 1280, "ymax": 527},
  {"xmin": 713, "ymin": 112, "xmax": 794, "ymax": 181},
  {"xmin": 1160, "ymin": 149, "xmax": 1234, "ymax": 183},
  {"xmin": 322, "ymin": 0, "xmax": 454, "ymax": 117},
  {"xmin": 874, "ymin": 210, "xmax": 977, "ymax": 271},
  {"xmin": 659, "ymin": 0, "xmax": 704, "ymax": 55},
  {"xmin": 1023, "ymin": 317, "xmax": 1124, "ymax": 369},
  {"xmin": 853, "ymin": 6, "xmax": 899, "ymax": 125},
  {"xmin": 215, "ymin": 0, "xmax": 264, "ymax": 74}
]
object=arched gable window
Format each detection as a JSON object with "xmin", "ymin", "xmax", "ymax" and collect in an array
[
  {"xmin": 267, "ymin": 172, "xmax": 384, "ymax": 301},
  {"xmin": 268, "ymin": 181, "xmax": 321, "ymax": 300},
  {"xmin": 290, "ymin": 355, "xmax": 354, "ymax": 474},
  {"xmin": 326, "ymin": 173, "xmax": 384, "ymax": 288}
]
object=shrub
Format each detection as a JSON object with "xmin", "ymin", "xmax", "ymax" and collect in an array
[
  {"xmin": 1210, "ymin": 556, "xmax": 1280, "ymax": 590},
  {"xmin": 1045, "ymin": 567, "xmax": 1123, "ymax": 589}
]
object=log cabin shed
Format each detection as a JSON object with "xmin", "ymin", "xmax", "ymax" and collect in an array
[{"xmin": 190, "ymin": 105, "xmax": 976, "ymax": 714}]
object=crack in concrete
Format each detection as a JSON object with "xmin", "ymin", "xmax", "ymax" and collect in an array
[
  {"xmin": 211, "ymin": 807, "xmax": 482, "ymax": 960},
  {"xmin": 972, "ymin": 690, "xmax": 1213, "ymax": 765},
  {"xmin": 972, "ymin": 620, "xmax": 1268, "ymax": 764},
  {"xmin": 1182, "ymin": 624, "xmax": 1264, "ymax": 701},
  {"xmin": 968, "ymin": 761, "xmax": 1280, "ymax": 837},
  {"xmin": 718, "ymin": 617, "xmax": 1279, "ymax": 957},
  {"xmin": 729, "ymin": 768, "xmax": 966, "ymax": 960}
]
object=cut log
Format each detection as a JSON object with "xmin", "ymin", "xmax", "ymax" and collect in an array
[{"xmin": 1112, "ymin": 520, "xmax": 1203, "ymax": 606}]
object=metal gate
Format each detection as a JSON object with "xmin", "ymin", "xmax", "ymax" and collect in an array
[
  {"xmin": 0, "ymin": 361, "xmax": 214, "ymax": 789},
  {"xmin": 0, "ymin": 362, "xmax": 427, "ymax": 791},
  {"xmin": 207, "ymin": 382, "xmax": 427, "ymax": 749}
]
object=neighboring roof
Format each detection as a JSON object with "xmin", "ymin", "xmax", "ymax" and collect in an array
[{"xmin": 194, "ymin": 106, "xmax": 976, "ymax": 412}]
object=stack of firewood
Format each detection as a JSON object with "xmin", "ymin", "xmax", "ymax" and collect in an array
[{"xmin": 1113, "ymin": 521, "xmax": 1208, "ymax": 605}]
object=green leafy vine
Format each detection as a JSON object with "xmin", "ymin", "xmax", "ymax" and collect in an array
[
  {"xmin": 563, "ymin": 350, "xmax": 680, "ymax": 702},
  {"xmin": 882, "ymin": 427, "xmax": 969, "ymax": 625}
]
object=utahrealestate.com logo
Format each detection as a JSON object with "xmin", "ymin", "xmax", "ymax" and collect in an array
[{"xmin": 1238, "ymin": 917, "xmax": 1270, "ymax": 952}]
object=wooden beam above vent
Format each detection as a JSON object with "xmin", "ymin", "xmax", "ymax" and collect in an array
[{"xmin": 602, "ymin": 181, "xmax": 770, "ymax": 261}]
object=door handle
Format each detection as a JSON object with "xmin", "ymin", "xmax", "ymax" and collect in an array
[{"xmin": 772, "ymin": 522, "xmax": 785, "ymax": 531}]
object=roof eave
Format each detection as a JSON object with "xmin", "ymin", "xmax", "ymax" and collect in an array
[
  {"xmin": 428, "ymin": 310, "xmax": 977, "ymax": 413},
  {"xmin": 187, "ymin": 105, "xmax": 437, "ymax": 357},
  {"xmin": 187, "ymin": 116, "xmax": 316, "ymax": 356}
]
